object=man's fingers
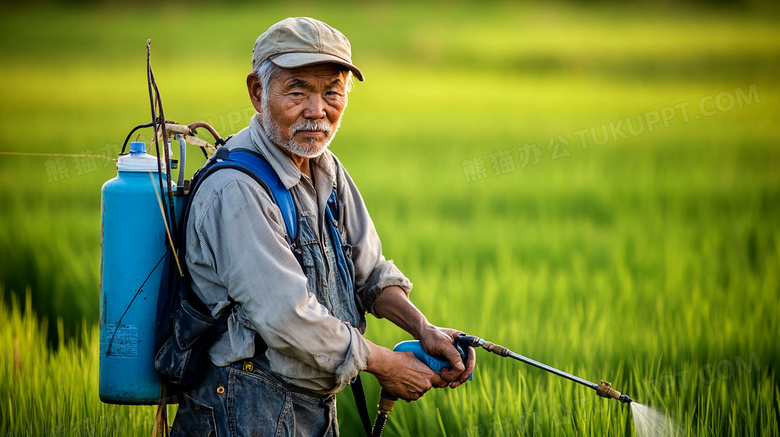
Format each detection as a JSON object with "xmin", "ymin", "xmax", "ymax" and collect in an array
[
  {"xmin": 440, "ymin": 367, "xmax": 462, "ymax": 382},
  {"xmin": 464, "ymin": 345, "xmax": 476, "ymax": 377},
  {"xmin": 430, "ymin": 372, "xmax": 448, "ymax": 389},
  {"xmin": 449, "ymin": 347, "xmax": 476, "ymax": 388},
  {"xmin": 440, "ymin": 343, "xmax": 465, "ymax": 372}
]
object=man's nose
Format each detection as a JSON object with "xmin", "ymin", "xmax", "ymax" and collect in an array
[{"xmin": 303, "ymin": 94, "xmax": 327, "ymax": 119}]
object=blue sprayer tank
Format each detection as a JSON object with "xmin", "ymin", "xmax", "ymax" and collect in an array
[{"xmin": 99, "ymin": 141, "xmax": 178, "ymax": 404}]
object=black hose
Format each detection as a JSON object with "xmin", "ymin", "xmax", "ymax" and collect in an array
[
  {"xmin": 146, "ymin": 39, "xmax": 177, "ymax": 243},
  {"xmin": 372, "ymin": 413, "xmax": 388, "ymax": 437},
  {"xmin": 120, "ymin": 122, "xmax": 154, "ymax": 155},
  {"xmin": 149, "ymin": 52, "xmax": 177, "ymax": 237},
  {"xmin": 120, "ymin": 120, "xmax": 179, "ymax": 156},
  {"xmin": 146, "ymin": 40, "xmax": 169, "ymax": 253},
  {"xmin": 372, "ymin": 389, "xmax": 397, "ymax": 437}
]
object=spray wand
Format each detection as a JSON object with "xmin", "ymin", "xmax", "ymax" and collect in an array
[
  {"xmin": 457, "ymin": 334, "xmax": 633, "ymax": 403},
  {"xmin": 371, "ymin": 334, "xmax": 632, "ymax": 437}
]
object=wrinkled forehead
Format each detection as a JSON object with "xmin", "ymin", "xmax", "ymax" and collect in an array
[{"xmin": 273, "ymin": 63, "xmax": 351, "ymax": 87}]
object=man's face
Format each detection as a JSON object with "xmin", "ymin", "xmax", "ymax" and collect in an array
[{"xmin": 259, "ymin": 64, "xmax": 349, "ymax": 159}]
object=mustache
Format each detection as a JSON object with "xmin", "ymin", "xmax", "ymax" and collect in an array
[{"xmin": 290, "ymin": 120, "xmax": 332, "ymax": 138}]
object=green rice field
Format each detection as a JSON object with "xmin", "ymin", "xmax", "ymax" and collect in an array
[{"xmin": 1, "ymin": 2, "xmax": 779, "ymax": 435}]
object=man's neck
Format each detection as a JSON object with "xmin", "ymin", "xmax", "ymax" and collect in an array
[{"xmin": 276, "ymin": 144, "xmax": 312, "ymax": 180}]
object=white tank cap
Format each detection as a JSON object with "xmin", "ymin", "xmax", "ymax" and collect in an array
[{"xmin": 117, "ymin": 141, "xmax": 163, "ymax": 173}]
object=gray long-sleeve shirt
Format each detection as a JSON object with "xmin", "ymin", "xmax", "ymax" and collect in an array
[{"xmin": 185, "ymin": 115, "xmax": 412, "ymax": 394}]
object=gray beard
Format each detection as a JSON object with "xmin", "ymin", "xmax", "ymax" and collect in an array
[{"xmin": 260, "ymin": 102, "xmax": 342, "ymax": 159}]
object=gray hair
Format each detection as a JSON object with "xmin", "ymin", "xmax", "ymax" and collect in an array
[
  {"xmin": 254, "ymin": 59, "xmax": 285, "ymax": 104},
  {"xmin": 253, "ymin": 59, "xmax": 354, "ymax": 104}
]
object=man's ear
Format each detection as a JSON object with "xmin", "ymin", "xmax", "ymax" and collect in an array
[{"xmin": 247, "ymin": 72, "xmax": 263, "ymax": 113}]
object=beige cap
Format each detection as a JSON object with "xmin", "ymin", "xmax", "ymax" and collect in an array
[{"xmin": 252, "ymin": 17, "xmax": 364, "ymax": 81}]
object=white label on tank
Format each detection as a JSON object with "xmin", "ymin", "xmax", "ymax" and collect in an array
[{"xmin": 103, "ymin": 324, "xmax": 139, "ymax": 358}]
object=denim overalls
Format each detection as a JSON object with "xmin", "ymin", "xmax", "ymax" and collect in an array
[{"xmin": 171, "ymin": 176, "xmax": 364, "ymax": 437}]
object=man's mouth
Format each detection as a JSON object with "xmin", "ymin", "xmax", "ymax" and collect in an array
[{"xmin": 291, "ymin": 120, "xmax": 332, "ymax": 139}]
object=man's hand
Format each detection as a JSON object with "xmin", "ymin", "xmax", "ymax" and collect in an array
[
  {"xmin": 418, "ymin": 325, "xmax": 476, "ymax": 388},
  {"xmin": 372, "ymin": 286, "xmax": 477, "ymax": 389},
  {"xmin": 365, "ymin": 342, "xmax": 448, "ymax": 401}
]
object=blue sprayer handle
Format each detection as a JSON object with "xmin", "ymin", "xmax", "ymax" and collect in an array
[{"xmin": 393, "ymin": 340, "xmax": 473, "ymax": 381}]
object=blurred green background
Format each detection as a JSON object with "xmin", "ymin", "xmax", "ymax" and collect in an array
[{"xmin": 1, "ymin": 1, "xmax": 778, "ymax": 435}]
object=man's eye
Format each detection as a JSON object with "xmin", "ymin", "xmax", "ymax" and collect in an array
[{"xmin": 290, "ymin": 92, "xmax": 304, "ymax": 97}]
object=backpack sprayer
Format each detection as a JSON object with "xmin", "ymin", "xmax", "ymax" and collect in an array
[
  {"xmin": 99, "ymin": 40, "xmax": 222, "ymax": 405},
  {"xmin": 371, "ymin": 334, "xmax": 632, "ymax": 437}
]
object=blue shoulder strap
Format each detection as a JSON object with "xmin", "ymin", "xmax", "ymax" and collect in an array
[{"xmin": 211, "ymin": 148, "xmax": 298, "ymax": 241}]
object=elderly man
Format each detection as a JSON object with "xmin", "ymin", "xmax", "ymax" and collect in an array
[{"xmin": 171, "ymin": 17, "xmax": 474, "ymax": 436}]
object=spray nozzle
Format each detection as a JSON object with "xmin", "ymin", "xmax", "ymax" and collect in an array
[{"xmin": 596, "ymin": 380, "xmax": 632, "ymax": 404}]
